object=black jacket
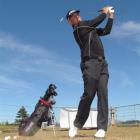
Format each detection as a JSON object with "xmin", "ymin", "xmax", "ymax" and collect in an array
[{"xmin": 73, "ymin": 13, "xmax": 113, "ymax": 61}]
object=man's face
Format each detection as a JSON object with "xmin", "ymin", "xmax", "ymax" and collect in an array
[{"xmin": 68, "ymin": 13, "xmax": 81, "ymax": 25}]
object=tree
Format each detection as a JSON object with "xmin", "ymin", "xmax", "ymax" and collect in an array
[
  {"xmin": 5, "ymin": 121, "xmax": 9, "ymax": 125},
  {"xmin": 15, "ymin": 106, "xmax": 28, "ymax": 124}
]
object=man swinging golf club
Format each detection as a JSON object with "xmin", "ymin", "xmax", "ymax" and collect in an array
[{"xmin": 66, "ymin": 6, "xmax": 114, "ymax": 138}]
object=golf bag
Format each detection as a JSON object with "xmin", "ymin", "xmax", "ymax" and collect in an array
[{"xmin": 19, "ymin": 84, "xmax": 57, "ymax": 136}]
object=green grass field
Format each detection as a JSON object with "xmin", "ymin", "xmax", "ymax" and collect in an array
[{"xmin": 0, "ymin": 125, "xmax": 140, "ymax": 140}]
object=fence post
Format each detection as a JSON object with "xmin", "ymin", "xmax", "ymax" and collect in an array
[
  {"xmin": 110, "ymin": 106, "xmax": 116, "ymax": 126},
  {"xmin": 134, "ymin": 104, "xmax": 137, "ymax": 125}
]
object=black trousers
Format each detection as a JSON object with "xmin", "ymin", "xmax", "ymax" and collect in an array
[{"xmin": 74, "ymin": 59, "xmax": 109, "ymax": 131}]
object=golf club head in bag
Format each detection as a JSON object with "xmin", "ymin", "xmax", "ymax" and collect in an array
[{"xmin": 19, "ymin": 84, "xmax": 57, "ymax": 136}]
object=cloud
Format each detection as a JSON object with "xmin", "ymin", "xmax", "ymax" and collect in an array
[
  {"xmin": 13, "ymin": 58, "xmax": 82, "ymax": 84},
  {"xmin": 110, "ymin": 69, "xmax": 134, "ymax": 88},
  {"xmin": 120, "ymin": 72, "xmax": 134, "ymax": 87},
  {"xmin": 133, "ymin": 46, "xmax": 140, "ymax": 56},
  {"xmin": 112, "ymin": 21, "xmax": 140, "ymax": 42},
  {"xmin": 0, "ymin": 32, "xmax": 55, "ymax": 58},
  {"xmin": 112, "ymin": 21, "xmax": 140, "ymax": 56},
  {"xmin": 0, "ymin": 32, "xmax": 82, "ymax": 84},
  {"xmin": 0, "ymin": 74, "xmax": 32, "ymax": 90}
]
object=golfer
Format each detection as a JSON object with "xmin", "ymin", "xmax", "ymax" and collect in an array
[{"xmin": 66, "ymin": 6, "xmax": 114, "ymax": 138}]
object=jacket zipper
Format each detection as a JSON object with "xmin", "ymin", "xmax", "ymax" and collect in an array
[{"xmin": 75, "ymin": 26, "xmax": 94, "ymax": 57}]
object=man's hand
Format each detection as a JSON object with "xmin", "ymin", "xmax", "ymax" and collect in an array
[
  {"xmin": 100, "ymin": 6, "xmax": 115, "ymax": 18},
  {"xmin": 108, "ymin": 12, "xmax": 114, "ymax": 19},
  {"xmin": 101, "ymin": 6, "xmax": 109, "ymax": 14},
  {"xmin": 108, "ymin": 7, "xmax": 115, "ymax": 19}
]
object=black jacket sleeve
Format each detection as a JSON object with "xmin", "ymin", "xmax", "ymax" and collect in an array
[
  {"xmin": 86, "ymin": 13, "xmax": 107, "ymax": 27},
  {"xmin": 96, "ymin": 18, "xmax": 113, "ymax": 36}
]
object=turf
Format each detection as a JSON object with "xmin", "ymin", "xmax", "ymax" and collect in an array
[{"xmin": 0, "ymin": 125, "xmax": 140, "ymax": 140}]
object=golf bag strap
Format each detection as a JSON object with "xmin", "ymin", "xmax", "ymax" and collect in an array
[{"xmin": 39, "ymin": 98, "xmax": 50, "ymax": 107}]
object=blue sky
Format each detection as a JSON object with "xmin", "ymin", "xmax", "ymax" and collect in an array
[{"xmin": 0, "ymin": 0, "xmax": 140, "ymax": 122}]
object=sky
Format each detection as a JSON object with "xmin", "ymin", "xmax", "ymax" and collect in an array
[{"xmin": 0, "ymin": 0, "xmax": 140, "ymax": 123}]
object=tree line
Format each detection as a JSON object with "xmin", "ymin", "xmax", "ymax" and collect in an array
[{"xmin": 0, "ymin": 106, "xmax": 28, "ymax": 125}]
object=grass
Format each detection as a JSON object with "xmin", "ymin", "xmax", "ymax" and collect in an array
[
  {"xmin": 0, "ymin": 125, "xmax": 140, "ymax": 140},
  {"xmin": 0, "ymin": 125, "xmax": 18, "ymax": 133}
]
